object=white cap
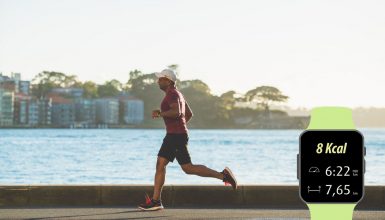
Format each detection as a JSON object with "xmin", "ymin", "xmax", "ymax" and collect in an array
[{"xmin": 155, "ymin": 69, "xmax": 177, "ymax": 82}]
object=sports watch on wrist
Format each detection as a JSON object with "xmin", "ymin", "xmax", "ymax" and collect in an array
[{"xmin": 297, "ymin": 107, "xmax": 366, "ymax": 220}]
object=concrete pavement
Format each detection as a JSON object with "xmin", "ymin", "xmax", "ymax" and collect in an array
[
  {"xmin": 1, "ymin": 207, "xmax": 385, "ymax": 220},
  {"xmin": 1, "ymin": 185, "xmax": 384, "ymax": 219},
  {"xmin": 1, "ymin": 185, "xmax": 384, "ymax": 210}
]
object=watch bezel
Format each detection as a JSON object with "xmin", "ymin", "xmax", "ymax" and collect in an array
[{"xmin": 298, "ymin": 129, "xmax": 365, "ymax": 204}]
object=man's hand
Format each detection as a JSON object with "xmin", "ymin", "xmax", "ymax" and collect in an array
[{"xmin": 152, "ymin": 109, "xmax": 161, "ymax": 119}]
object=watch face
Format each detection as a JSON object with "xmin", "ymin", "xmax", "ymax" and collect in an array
[{"xmin": 299, "ymin": 130, "xmax": 364, "ymax": 203}]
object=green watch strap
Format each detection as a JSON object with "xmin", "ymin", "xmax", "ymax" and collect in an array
[
  {"xmin": 306, "ymin": 107, "xmax": 356, "ymax": 220},
  {"xmin": 307, "ymin": 107, "xmax": 355, "ymax": 130},
  {"xmin": 307, "ymin": 203, "xmax": 355, "ymax": 220}
]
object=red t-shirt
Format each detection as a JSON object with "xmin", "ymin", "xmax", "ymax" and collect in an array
[{"xmin": 161, "ymin": 86, "xmax": 188, "ymax": 134}]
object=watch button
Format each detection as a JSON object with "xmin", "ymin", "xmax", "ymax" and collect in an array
[
  {"xmin": 297, "ymin": 154, "xmax": 299, "ymax": 180},
  {"xmin": 364, "ymin": 159, "xmax": 366, "ymax": 174},
  {"xmin": 364, "ymin": 146, "xmax": 366, "ymax": 156}
]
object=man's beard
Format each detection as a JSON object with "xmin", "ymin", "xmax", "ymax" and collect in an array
[{"xmin": 159, "ymin": 84, "xmax": 167, "ymax": 91}]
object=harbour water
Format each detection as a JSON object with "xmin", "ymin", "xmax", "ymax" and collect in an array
[{"xmin": 0, "ymin": 128, "xmax": 384, "ymax": 185}]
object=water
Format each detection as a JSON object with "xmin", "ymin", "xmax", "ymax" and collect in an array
[{"xmin": 0, "ymin": 129, "xmax": 384, "ymax": 185}]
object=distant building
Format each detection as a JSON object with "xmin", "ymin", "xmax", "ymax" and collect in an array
[
  {"xmin": 0, "ymin": 89, "xmax": 14, "ymax": 126},
  {"xmin": 11, "ymin": 73, "xmax": 21, "ymax": 93},
  {"xmin": 0, "ymin": 73, "xmax": 5, "ymax": 81},
  {"xmin": 49, "ymin": 94, "xmax": 75, "ymax": 127},
  {"xmin": 0, "ymin": 73, "xmax": 25, "ymax": 93},
  {"xmin": 13, "ymin": 93, "xmax": 31, "ymax": 125},
  {"xmin": 28, "ymin": 98, "xmax": 39, "ymax": 126},
  {"xmin": 11, "ymin": 73, "xmax": 21, "ymax": 80},
  {"xmin": 75, "ymin": 99, "xmax": 96, "ymax": 124},
  {"xmin": 120, "ymin": 98, "xmax": 144, "ymax": 124},
  {"xmin": 0, "ymin": 80, "xmax": 17, "ymax": 92},
  {"xmin": 19, "ymin": 81, "xmax": 30, "ymax": 95},
  {"xmin": 37, "ymin": 97, "xmax": 52, "ymax": 125},
  {"xmin": 0, "ymin": 72, "xmax": 30, "ymax": 95},
  {"xmin": 95, "ymin": 98, "xmax": 119, "ymax": 124}
]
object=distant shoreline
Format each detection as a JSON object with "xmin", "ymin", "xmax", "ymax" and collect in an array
[{"xmin": 2, "ymin": 114, "xmax": 385, "ymax": 129}]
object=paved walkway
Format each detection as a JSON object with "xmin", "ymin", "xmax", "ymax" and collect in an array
[{"xmin": 1, "ymin": 207, "xmax": 385, "ymax": 220}]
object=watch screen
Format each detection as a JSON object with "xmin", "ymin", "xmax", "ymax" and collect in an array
[{"xmin": 300, "ymin": 130, "xmax": 364, "ymax": 203}]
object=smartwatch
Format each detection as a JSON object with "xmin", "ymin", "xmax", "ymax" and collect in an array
[{"xmin": 298, "ymin": 107, "xmax": 366, "ymax": 220}]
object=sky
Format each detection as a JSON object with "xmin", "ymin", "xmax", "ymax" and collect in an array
[{"xmin": 0, "ymin": 0, "xmax": 384, "ymax": 108}]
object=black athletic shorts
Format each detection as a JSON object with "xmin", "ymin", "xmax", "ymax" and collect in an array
[{"xmin": 157, "ymin": 133, "xmax": 191, "ymax": 165}]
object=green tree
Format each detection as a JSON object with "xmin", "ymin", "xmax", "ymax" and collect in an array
[
  {"xmin": 129, "ymin": 73, "xmax": 163, "ymax": 121},
  {"xmin": 179, "ymin": 80, "xmax": 230, "ymax": 127},
  {"xmin": 129, "ymin": 75, "xmax": 231, "ymax": 127},
  {"xmin": 82, "ymin": 81, "xmax": 98, "ymax": 98},
  {"xmin": 179, "ymin": 80, "xmax": 211, "ymax": 94},
  {"xmin": 31, "ymin": 71, "xmax": 80, "ymax": 97},
  {"xmin": 97, "ymin": 79, "xmax": 122, "ymax": 97},
  {"xmin": 220, "ymin": 90, "xmax": 237, "ymax": 110},
  {"xmin": 125, "ymin": 69, "xmax": 143, "ymax": 91},
  {"xmin": 64, "ymin": 74, "xmax": 80, "ymax": 88},
  {"xmin": 245, "ymin": 86, "xmax": 289, "ymax": 111}
]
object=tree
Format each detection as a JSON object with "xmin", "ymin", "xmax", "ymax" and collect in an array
[
  {"xmin": 245, "ymin": 86, "xmax": 289, "ymax": 111},
  {"xmin": 125, "ymin": 69, "xmax": 143, "ymax": 91},
  {"xmin": 82, "ymin": 81, "xmax": 98, "ymax": 98},
  {"xmin": 97, "ymin": 79, "xmax": 122, "ymax": 97},
  {"xmin": 179, "ymin": 80, "xmax": 230, "ymax": 127},
  {"xmin": 220, "ymin": 90, "xmax": 237, "ymax": 110},
  {"xmin": 129, "ymin": 75, "xmax": 231, "ymax": 127},
  {"xmin": 31, "ymin": 71, "xmax": 80, "ymax": 97},
  {"xmin": 179, "ymin": 80, "xmax": 211, "ymax": 95},
  {"xmin": 63, "ymin": 74, "xmax": 80, "ymax": 88},
  {"xmin": 129, "ymin": 73, "xmax": 163, "ymax": 121}
]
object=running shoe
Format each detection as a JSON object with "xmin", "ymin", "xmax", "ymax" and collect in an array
[
  {"xmin": 221, "ymin": 167, "xmax": 238, "ymax": 190},
  {"xmin": 138, "ymin": 193, "xmax": 164, "ymax": 211}
]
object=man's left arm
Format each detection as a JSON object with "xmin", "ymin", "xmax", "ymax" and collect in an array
[
  {"xmin": 185, "ymin": 102, "xmax": 193, "ymax": 123},
  {"xmin": 160, "ymin": 102, "xmax": 181, "ymax": 118}
]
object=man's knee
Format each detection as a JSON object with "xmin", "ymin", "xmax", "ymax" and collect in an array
[
  {"xmin": 156, "ymin": 157, "xmax": 169, "ymax": 172},
  {"xmin": 181, "ymin": 163, "xmax": 195, "ymax": 174}
]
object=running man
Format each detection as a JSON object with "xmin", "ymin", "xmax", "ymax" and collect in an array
[{"xmin": 138, "ymin": 69, "xmax": 238, "ymax": 211}]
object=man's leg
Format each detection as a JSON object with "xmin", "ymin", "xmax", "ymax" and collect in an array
[
  {"xmin": 180, "ymin": 163, "xmax": 238, "ymax": 190},
  {"xmin": 181, "ymin": 163, "xmax": 224, "ymax": 180},
  {"xmin": 152, "ymin": 156, "xmax": 169, "ymax": 201}
]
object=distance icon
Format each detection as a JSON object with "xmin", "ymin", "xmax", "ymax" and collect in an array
[{"xmin": 307, "ymin": 185, "xmax": 321, "ymax": 193}]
